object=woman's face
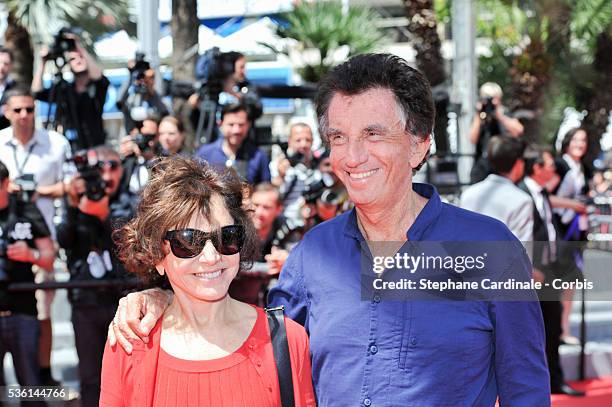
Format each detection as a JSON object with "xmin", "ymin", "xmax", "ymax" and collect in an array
[
  {"xmin": 159, "ymin": 120, "xmax": 184, "ymax": 155},
  {"xmin": 567, "ymin": 130, "xmax": 588, "ymax": 160},
  {"xmin": 157, "ymin": 194, "xmax": 240, "ymax": 303}
]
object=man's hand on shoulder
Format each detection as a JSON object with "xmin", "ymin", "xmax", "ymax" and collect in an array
[{"xmin": 108, "ymin": 288, "xmax": 173, "ymax": 354}]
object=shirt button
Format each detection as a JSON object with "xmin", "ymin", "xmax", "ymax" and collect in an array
[
  {"xmin": 373, "ymin": 294, "xmax": 381, "ymax": 303},
  {"xmin": 410, "ymin": 337, "xmax": 417, "ymax": 345},
  {"xmin": 364, "ymin": 398, "xmax": 372, "ymax": 406},
  {"xmin": 369, "ymin": 344, "xmax": 378, "ymax": 355}
]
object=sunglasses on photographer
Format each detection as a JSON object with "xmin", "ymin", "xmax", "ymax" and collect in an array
[
  {"xmin": 12, "ymin": 107, "xmax": 35, "ymax": 114},
  {"xmin": 99, "ymin": 160, "xmax": 120, "ymax": 171},
  {"xmin": 164, "ymin": 225, "xmax": 245, "ymax": 258}
]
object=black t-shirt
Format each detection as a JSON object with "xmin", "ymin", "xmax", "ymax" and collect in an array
[
  {"xmin": 0, "ymin": 200, "xmax": 50, "ymax": 316},
  {"xmin": 35, "ymin": 76, "xmax": 110, "ymax": 148}
]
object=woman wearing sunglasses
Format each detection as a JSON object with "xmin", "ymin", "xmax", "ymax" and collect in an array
[{"xmin": 99, "ymin": 156, "xmax": 315, "ymax": 406}]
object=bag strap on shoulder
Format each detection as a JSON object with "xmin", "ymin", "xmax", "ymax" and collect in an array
[{"xmin": 265, "ymin": 305, "xmax": 295, "ymax": 407}]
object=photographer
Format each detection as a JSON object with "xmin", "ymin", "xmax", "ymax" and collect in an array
[
  {"xmin": 194, "ymin": 102, "xmax": 270, "ymax": 184},
  {"xmin": 272, "ymin": 122, "xmax": 321, "ymax": 220},
  {"xmin": 118, "ymin": 115, "xmax": 159, "ymax": 195},
  {"xmin": 117, "ymin": 54, "xmax": 169, "ymax": 134},
  {"xmin": 31, "ymin": 29, "xmax": 109, "ymax": 148},
  {"xmin": 229, "ymin": 182, "xmax": 302, "ymax": 305},
  {"xmin": 0, "ymin": 88, "xmax": 73, "ymax": 385},
  {"xmin": 468, "ymin": 82, "xmax": 524, "ymax": 183},
  {"xmin": 57, "ymin": 146, "xmax": 137, "ymax": 407},
  {"xmin": 188, "ymin": 50, "xmax": 262, "ymax": 145},
  {"xmin": 0, "ymin": 160, "xmax": 55, "ymax": 402}
]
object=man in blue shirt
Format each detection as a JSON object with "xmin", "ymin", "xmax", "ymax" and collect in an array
[
  {"xmin": 109, "ymin": 54, "xmax": 549, "ymax": 406},
  {"xmin": 194, "ymin": 102, "xmax": 270, "ymax": 185}
]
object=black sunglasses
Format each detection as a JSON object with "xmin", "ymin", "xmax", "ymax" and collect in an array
[
  {"xmin": 164, "ymin": 225, "xmax": 245, "ymax": 258},
  {"xmin": 13, "ymin": 107, "xmax": 34, "ymax": 114},
  {"xmin": 99, "ymin": 160, "xmax": 120, "ymax": 171}
]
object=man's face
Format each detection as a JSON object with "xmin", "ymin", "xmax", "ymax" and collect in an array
[
  {"xmin": 326, "ymin": 88, "xmax": 428, "ymax": 210},
  {"xmin": 233, "ymin": 57, "xmax": 246, "ymax": 83},
  {"xmin": 535, "ymin": 152, "xmax": 555, "ymax": 185},
  {"xmin": 141, "ymin": 119, "xmax": 158, "ymax": 137},
  {"xmin": 0, "ymin": 52, "xmax": 12, "ymax": 82},
  {"xmin": 67, "ymin": 51, "xmax": 88, "ymax": 74},
  {"xmin": 288, "ymin": 125, "xmax": 313, "ymax": 157},
  {"xmin": 5, "ymin": 95, "xmax": 35, "ymax": 133},
  {"xmin": 143, "ymin": 69, "xmax": 155, "ymax": 89},
  {"xmin": 220, "ymin": 110, "xmax": 250, "ymax": 149},
  {"xmin": 98, "ymin": 154, "xmax": 123, "ymax": 196},
  {"xmin": 251, "ymin": 190, "xmax": 282, "ymax": 232}
]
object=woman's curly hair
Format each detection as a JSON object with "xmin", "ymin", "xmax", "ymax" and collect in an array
[{"xmin": 114, "ymin": 156, "xmax": 258, "ymax": 285}]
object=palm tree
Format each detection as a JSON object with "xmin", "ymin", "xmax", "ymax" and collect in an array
[
  {"xmin": 170, "ymin": 0, "xmax": 199, "ymax": 150},
  {"xmin": 1, "ymin": 0, "xmax": 129, "ymax": 86},
  {"xmin": 171, "ymin": 0, "xmax": 198, "ymax": 82},
  {"xmin": 475, "ymin": 0, "xmax": 611, "ymax": 146},
  {"xmin": 266, "ymin": 0, "xmax": 384, "ymax": 83},
  {"xmin": 402, "ymin": 0, "xmax": 446, "ymax": 87}
]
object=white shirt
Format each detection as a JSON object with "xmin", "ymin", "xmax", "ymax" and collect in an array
[
  {"xmin": 523, "ymin": 176, "xmax": 557, "ymax": 243},
  {"xmin": 0, "ymin": 127, "xmax": 73, "ymax": 236}
]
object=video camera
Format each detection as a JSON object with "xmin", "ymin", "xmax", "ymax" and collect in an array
[
  {"xmin": 47, "ymin": 28, "xmax": 77, "ymax": 61},
  {"xmin": 129, "ymin": 53, "xmax": 151, "ymax": 94},
  {"xmin": 169, "ymin": 47, "xmax": 235, "ymax": 102},
  {"xmin": 72, "ymin": 150, "xmax": 106, "ymax": 201}
]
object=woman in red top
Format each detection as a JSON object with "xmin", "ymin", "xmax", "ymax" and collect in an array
[{"xmin": 100, "ymin": 156, "xmax": 315, "ymax": 406}]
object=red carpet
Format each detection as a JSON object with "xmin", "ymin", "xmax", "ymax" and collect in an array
[{"xmin": 552, "ymin": 376, "xmax": 612, "ymax": 407}]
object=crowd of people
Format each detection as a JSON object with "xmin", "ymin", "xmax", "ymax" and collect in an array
[
  {"xmin": 0, "ymin": 38, "xmax": 348, "ymax": 406},
  {"xmin": 463, "ymin": 79, "xmax": 612, "ymax": 399},
  {"xmin": 0, "ymin": 29, "xmax": 609, "ymax": 406}
]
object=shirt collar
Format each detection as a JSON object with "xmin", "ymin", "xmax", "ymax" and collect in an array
[
  {"xmin": 562, "ymin": 153, "xmax": 582, "ymax": 172},
  {"xmin": 343, "ymin": 182, "xmax": 442, "ymax": 241},
  {"xmin": 523, "ymin": 176, "xmax": 543, "ymax": 195},
  {"xmin": 8, "ymin": 130, "xmax": 37, "ymax": 149}
]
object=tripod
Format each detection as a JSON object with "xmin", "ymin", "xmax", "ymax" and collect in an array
[{"xmin": 45, "ymin": 58, "xmax": 91, "ymax": 152}]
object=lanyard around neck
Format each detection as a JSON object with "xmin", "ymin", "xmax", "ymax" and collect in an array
[{"xmin": 11, "ymin": 140, "xmax": 37, "ymax": 176}]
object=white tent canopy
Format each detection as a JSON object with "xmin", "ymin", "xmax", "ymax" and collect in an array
[{"xmin": 94, "ymin": 17, "xmax": 283, "ymax": 62}]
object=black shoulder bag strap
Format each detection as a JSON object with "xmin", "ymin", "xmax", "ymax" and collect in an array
[{"xmin": 265, "ymin": 305, "xmax": 295, "ymax": 407}]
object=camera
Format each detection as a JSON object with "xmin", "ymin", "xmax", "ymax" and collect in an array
[
  {"xmin": 132, "ymin": 132, "xmax": 156, "ymax": 153},
  {"xmin": 72, "ymin": 150, "xmax": 106, "ymax": 201},
  {"xmin": 195, "ymin": 47, "xmax": 236, "ymax": 99},
  {"xmin": 47, "ymin": 28, "xmax": 76, "ymax": 61},
  {"xmin": 302, "ymin": 170, "xmax": 334, "ymax": 204},
  {"xmin": 13, "ymin": 174, "xmax": 37, "ymax": 204},
  {"xmin": 129, "ymin": 53, "xmax": 151, "ymax": 96},
  {"xmin": 479, "ymin": 97, "xmax": 496, "ymax": 122},
  {"xmin": 169, "ymin": 48, "xmax": 238, "ymax": 102},
  {"xmin": 129, "ymin": 53, "xmax": 151, "ymax": 82}
]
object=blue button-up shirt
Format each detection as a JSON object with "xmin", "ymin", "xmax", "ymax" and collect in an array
[
  {"xmin": 269, "ymin": 183, "xmax": 549, "ymax": 406},
  {"xmin": 194, "ymin": 138, "xmax": 270, "ymax": 184}
]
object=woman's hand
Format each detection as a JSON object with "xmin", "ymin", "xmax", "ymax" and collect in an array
[{"xmin": 107, "ymin": 288, "xmax": 173, "ymax": 354}]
